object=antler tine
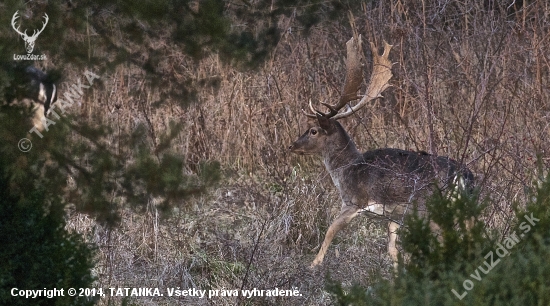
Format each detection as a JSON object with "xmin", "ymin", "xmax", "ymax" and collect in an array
[
  {"xmin": 332, "ymin": 40, "xmax": 393, "ymax": 120},
  {"xmin": 31, "ymin": 13, "xmax": 48, "ymax": 38},
  {"xmin": 300, "ymin": 100, "xmax": 319, "ymax": 118},
  {"xmin": 11, "ymin": 11, "xmax": 25, "ymax": 36}
]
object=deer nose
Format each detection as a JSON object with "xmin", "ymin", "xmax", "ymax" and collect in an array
[{"xmin": 288, "ymin": 144, "xmax": 294, "ymax": 151}]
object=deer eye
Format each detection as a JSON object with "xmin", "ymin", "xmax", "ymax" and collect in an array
[{"xmin": 310, "ymin": 129, "xmax": 317, "ymax": 135}]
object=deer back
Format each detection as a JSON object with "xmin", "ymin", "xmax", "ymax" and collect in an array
[{"xmin": 333, "ymin": 147, "xmax": 473, "ymax": 218}]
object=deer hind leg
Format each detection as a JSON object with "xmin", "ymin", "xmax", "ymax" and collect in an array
[
  {"xmin": 430, "ymin": 217, "xmax": 475, "ymax": 245},
  {"xmin": 430, "ymin": 221, "xmax": 444, "ymax": 244},
  {"xmin": 310, "ymin": 205, "xmax": 360, "ymax": 268},
  {"xmin": 388, "ymin": 221, "xmax": 400, "ymax": 269},
  {"xmin": 465, "ymin": 216, "xmax": 475, "ymax": 230}
]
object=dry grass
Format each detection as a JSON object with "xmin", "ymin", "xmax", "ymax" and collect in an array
[{"xmin": 62, "ymin": 1, "xmax": 550, "ymax": 305}]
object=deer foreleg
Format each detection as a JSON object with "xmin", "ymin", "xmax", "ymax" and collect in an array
[{"xmin": 310, "ymin": 205, "xmax": 360, "ymax": 268}]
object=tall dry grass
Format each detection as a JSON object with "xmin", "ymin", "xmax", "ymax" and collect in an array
[{"xmin": 63, "ymin": 1, "xmax": 550, "ymax": 304}]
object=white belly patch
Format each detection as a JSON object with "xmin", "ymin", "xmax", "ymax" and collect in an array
[{"xmin": 361, "ymin": 201, "xmax": 385, "ymax": 215}]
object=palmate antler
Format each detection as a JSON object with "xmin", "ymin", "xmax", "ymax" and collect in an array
[{"xmin": 304, "ymin": 35, "xmax": 393, "ymax": 120}]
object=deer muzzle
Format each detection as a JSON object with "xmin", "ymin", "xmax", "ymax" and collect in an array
[{"xmin": 288, "ymin": 143, "xmax": 305, "ymax": 155}]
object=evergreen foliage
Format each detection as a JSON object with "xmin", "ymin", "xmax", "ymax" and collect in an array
[
  {"xmin": 0, "ymin": 0, "xmax": 353, "ymax": 224},
  {"xmin": 0, "ymin": 108, "xmax": 96, "ymax": 305},
  {"xmin": 327, "ymin": 178, "xmax": 550, "ymax": 305},
  {"xmin": 0, "ymin": 0, "xmax": 354, "ymax": 107}
]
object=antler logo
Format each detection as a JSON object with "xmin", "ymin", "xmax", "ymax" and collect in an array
[{"xmin": 11, "ymin": 11, "xmax": 49, "ymax": 54}]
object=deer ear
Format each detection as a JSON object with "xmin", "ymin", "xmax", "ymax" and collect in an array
[{"xmin": 316, "ymin": 113, "xmax": 333, "ymax": 132}]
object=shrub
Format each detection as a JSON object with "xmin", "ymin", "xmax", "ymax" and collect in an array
[
  {"xmin": 328, "ymin": 178, "xmax": 550, "ymax": 305},
  {"xmin": 0, "ymin": 108, "xmax": 96, "ymax": 306}
]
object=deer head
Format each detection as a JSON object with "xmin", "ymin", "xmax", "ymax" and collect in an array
[
  {"xmin": 289, "ymin": 35, "xmax": 393, "ymax": 156},
  {"xmin": 11, "ymin": 11, "xmax": 49, "ymax": 54}
]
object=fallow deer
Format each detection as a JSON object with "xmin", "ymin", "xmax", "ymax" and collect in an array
[{"xmin": 289, "ymin": 35, "xmax": 474, "ymax": 268}]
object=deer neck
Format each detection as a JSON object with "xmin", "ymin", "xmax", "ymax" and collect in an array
[{"xmin": 322, "ymin": 132, "xmax": 361, "ymax": 173}]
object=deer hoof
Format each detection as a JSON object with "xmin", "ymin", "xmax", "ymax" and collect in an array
[{"xmin": 309, "ymin": 259, "xmax": 321, "ymax": 269}]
